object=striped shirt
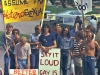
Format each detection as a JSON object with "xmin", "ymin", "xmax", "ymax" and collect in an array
[{"xmin": 72, "ymin": 41, "xmax": 85, "ymax": 56}]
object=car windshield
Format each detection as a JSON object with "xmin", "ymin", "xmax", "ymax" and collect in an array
[{"xmin": 58, "ymin": 10, "xmax": 81, "ymax": 15}]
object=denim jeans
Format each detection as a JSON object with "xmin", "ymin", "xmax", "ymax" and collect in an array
[
  {"xmin": 82, "ymin": 56, "xmax": 95, "ymax": 75},
  {"xmin": 9, "ymin": 51, "xmax": 15, "ymax": 69},
  {"xmin": 18, "ymin": 59, "xmax": 27, "ymax": 69},
  {"xmin": 30, "ymin": 49, "xmax": 39, "ymax": 69},
  {"xmin": 97, "ymin": 57, "xmax": 100, "ymax": 75},
  {"xmin": 4, "ymin": 53, "xmax": 10, "ymax": 75},
  {"xmin": 61, "ymin": 50, "xmax": 69, "ymax": 75}
]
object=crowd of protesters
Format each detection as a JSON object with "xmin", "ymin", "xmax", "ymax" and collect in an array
[{"xmin": 1, "ymin": 15, "xmax": 100, "ymax": 75}]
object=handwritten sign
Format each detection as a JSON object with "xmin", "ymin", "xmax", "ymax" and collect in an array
[
  {"xmin": 2, "ymin": 0, "xmax": 46, "ymax": 23},
  {"xmin": 9, "ymin": 69, "xmax": 38, "ymax": 75},
  {"xmin": 39, "ymin": 48, "xmax": 60, "ymax": 75},
  {"xmin": 47, "ymin": 14, "xmax": 56, "ymax": 20}
]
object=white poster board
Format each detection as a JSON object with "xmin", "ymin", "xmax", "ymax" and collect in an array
[
  {"xmin": 9, "ymin": 69, "xmax": 38, "ymax": 75},
  {"xmin": 47, "ymin": 14, "xmax": 56, "ymax": 20},
  {"xmin": 39, "ymin": 48, "xmax": 60, "ymax": 75}
]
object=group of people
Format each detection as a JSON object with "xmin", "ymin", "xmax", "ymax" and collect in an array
[{"xmin": 1, "ymin": 15, "xmax": 100, "ymax": 75}]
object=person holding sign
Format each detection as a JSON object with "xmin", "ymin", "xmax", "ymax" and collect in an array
[
  {"xmin": 14, "ymin": 36, "xmax": 31, "ymax": 69},
  {"xmin": 28, "ymin": 25, "xmax": 41, "ymax": 69},
  {"xmin": 39, "ymin": 23, "xmax": 57, "ymax": 53},
  {"xmin": 10, "ymin": 28, "xmax": 20, "ymax": 69},
  {"xmin": 1, "ymin": 23, "xmax": 13, "ymax": 75},
  {"xmin": 57, "ymin": 27, "xmax": 73, "ymax": 75}
]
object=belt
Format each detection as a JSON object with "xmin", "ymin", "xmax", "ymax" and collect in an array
[{"xmin": 61, "ymin": 49, "xmax": 69, "ymax": 52}]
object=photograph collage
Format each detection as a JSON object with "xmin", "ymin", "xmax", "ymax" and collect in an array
[{"xmin": 0, "ymin": 0, "xmax": 100, "ymax": 75}]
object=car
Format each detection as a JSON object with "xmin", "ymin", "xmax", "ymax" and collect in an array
[
  {"xmin": 85, "ymin": 14, "xmax": 100, "ymax": 24},
  {"xmin": 55, "ymin": 14, "xmax": 100, "ymax": 29},
  {"xmin": 56, "ymin": 10, "xmax": 81, "ymax": 16},
  {"xmin": 56, "ymin": 10, "xmax": 82, "ymax": 19},
  {"xmin": 44, "ymin": 10, "xmax": 51, "ymax": 18},
  {"xmin": 55, "ymin": 10, "xmax": 83, "ymax": 29}
]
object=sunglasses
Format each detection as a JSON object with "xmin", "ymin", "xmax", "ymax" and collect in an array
[{"xmin": 13, "ymin": 32, "xmax": 18, "ymax": 34}]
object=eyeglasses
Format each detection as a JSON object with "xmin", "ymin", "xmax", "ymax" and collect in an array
[{"xmin": 13, "ymin": 32, "xmax": 18, "ymax": 34}]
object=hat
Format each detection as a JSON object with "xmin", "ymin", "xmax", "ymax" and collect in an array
[{"xmin": 6, "ymin": 23, "xmax": 13, "ymax": 28}]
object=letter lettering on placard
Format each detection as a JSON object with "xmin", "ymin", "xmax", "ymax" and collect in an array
[{"xmin": 40, "ymin": 70, "xmax": 50, "ymax": 75}]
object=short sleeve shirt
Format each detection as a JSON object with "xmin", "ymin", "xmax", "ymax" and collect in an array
[
  {"xmin": 28, "ymin": 33, "xmax": 40, "ymax": 49},
  {"xmin": 39, "ymin": 33, "xmax": 56, "ymax": 47},
  {"xmin": 14, "ymin": 42, "xmax": 31, "ymax": 59}
]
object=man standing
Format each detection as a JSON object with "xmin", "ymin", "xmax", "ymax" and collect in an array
[
  {"xmin": 14, "ymin": 36, "xmax": 31, "ymax": 69},
  {"xmin": 1, "ymin": 23, "xmax": 13, "ymax": 75},
  {"xmin": 79, "ymin": 31, "xmax": 100, "ymax": 75},
  {"xmin": 89, "ymin": 15, "xmax": 97, "ymax": 34},
  {"xmin": 28, "ymin": 25, "xmax": 41, "ymax": 69}
]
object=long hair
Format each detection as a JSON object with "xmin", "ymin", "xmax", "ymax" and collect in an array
[
  {"xmin": 61, "ymin": 27, "xmax": 71, "ymax": 38},
  {"xmin": 75, "ymin": 16, "xmax": 80, "ymax": 21},
  {"xmin": 41, "ymin": 23, "xmax": 52, "ymax": 33}
]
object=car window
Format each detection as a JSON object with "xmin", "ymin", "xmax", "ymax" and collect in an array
[
  {"xmin": 73, "ymin": 11, "xmax": 81, "ymax": 15},
  {"xmin": 85, "ymin": 16, "xmax": 91, "ymax": 21},
  {"xmin": 69, "ymin": 12, "xmax": 74, "ymax": 15},
  {"xmin": 64, "ymin": 18, "xmax": 75, "ymax": 23},
  {"xmin": 58, "ymin": 17, "xmax": 63, "ymax": 23}
]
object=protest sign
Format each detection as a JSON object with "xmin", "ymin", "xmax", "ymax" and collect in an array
[
  {"xmin": 39, "ymin": 48, "xmax": 60, "ymax": 75},
  {"xmin": 9, "ymin": 69, "xmax": 38, "ymax": 75},
  {"xmin": 2, "ymin": 0, "xmax": 46, "ymax": 23},
  {"xmin": 74, "ymin": 0, "xmax": 92, "ymax": 14}
]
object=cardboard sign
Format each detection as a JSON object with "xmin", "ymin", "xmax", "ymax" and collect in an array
[
  {"xmin": 39, "ymin": 48, "xmax": 60, "ymax": 75},
  {"xmin": 2, "ymin": 0, "xmax": 46, "ymax": 23},
  {"xmin": 47, "ymin": 14, "xmax": 56, "ymax": 20},
  {"xmin": 9, "ymin": 69, "xmax": 38, "ymax": 75}
]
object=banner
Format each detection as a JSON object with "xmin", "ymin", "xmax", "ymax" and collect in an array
[
  {"xmin": 39, "ymin": 48, "xmax": 60, "ymax": 75},
  {"xmin": 74, "ymin": 0, "xmax": 92, "ymax": 14},
  {"xmin": 9, "ymin": 69, "xmax": 38, "ymax": 75},
  {"xmin": 2, "ymin": 0, "xmax": 46, "ymax": 23}
]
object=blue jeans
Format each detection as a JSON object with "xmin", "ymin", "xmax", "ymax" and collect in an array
[
  {"xmin": 9, "ymin": 51, "xmax": 15, "ymax": 69},
  {"xmin": 61, "ymin": 50, "xmax": 69, "ymax": 75},
  {"xmin": 18, "ymin": 59, "xmax": 27, "ymax": 69},
  {"xmin": 30, "ymin": 49, "xmax": 39, "ymax": 69},
  {"xmin": 82, "ymin": 56, "xmax": 95, "ymax": 75},
  {"xmin": 4, "ymin": 53, "xmax": 10, "ymax": 75}
]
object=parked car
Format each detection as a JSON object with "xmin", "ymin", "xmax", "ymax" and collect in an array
[
  {"xmin": 56, "ymin": 10, "xmax": 81, "ymax": 19},
  {"xmin": 55, "ymin": 14, "xmax": 100, "ymax": 29}
]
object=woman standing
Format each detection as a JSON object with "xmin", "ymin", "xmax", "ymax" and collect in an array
[
  {"xmin": 57, "ymin": 27, "xmax": 73, "ymax": 75},
  {"xmin": 39, "ymin": 23, "xmax": 57, "ymax": 53},
  {"xmin": 75, "ymin": 16, "xmax": 83, "ymax": 29}
]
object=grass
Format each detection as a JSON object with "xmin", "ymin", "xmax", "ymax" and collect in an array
[
  {"xmin": 46, "ymin": 6, "xmax": 100, "ymax": 14},
  {"xmin": 0, "ymin": 31, "xmax": 29, "ymax": 46}
]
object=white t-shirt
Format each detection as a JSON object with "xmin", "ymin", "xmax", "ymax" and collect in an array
[{"xmin": 89, "ymin": 19, "xmax": 97, "ymax": 29}]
